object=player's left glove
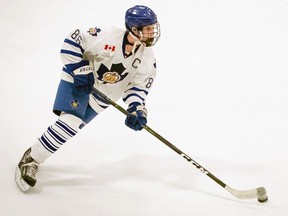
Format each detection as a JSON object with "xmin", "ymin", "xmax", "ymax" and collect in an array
[{"xmin": 125, "ymin": 102, "xmax": 147, "ymax": 131}]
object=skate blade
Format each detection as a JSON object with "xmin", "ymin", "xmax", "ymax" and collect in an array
[{"xmin": 15, "ymin": 166, "xmax": 31, "ymax": 192}]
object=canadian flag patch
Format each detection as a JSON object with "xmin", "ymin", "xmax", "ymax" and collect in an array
[{"xmin": 104, "ymin": 44, "xmax": 116, "ymax": 51}]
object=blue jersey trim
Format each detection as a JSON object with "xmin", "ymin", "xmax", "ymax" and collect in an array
[
  {"xmin": 64, "ymin": 39, "xmax": 84, "ymax": 53},
  {"xmin": 60, "ymin": 49, "xmax": 83, "ymax": 58},
  {"xmin": 123, "ymin": 93, "xmax": 145, "ymax": 103},
  {"xmin": 127, "ymin": 87, "xmax": 148, "ymax": 95}
]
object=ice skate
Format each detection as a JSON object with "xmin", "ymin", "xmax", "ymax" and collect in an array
[{"xmin": 15, "ymin": 148, "xmax": 39, "ymax": 192}]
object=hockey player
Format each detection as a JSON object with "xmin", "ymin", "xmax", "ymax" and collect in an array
[{"xmin": 15, "ymin": 5, "xmax": 161, "ymax": 192}]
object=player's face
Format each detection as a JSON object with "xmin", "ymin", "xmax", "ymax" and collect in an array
[
  {"xmin": 139, "ymin": 23, "xmax": 160, "ymax": 47},
  {"xmin": 142, "ymin": 25, "xmax": 155, "ymax": 39}
]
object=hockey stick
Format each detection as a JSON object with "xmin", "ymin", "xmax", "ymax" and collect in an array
[{"xmin": 92, "ymin": 87, "xmax": 268, "ymax": 203}]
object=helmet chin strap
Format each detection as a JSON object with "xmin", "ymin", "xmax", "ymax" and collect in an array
[
  {"xmin": 128, "ymin": 31, "xmax": 143, "ymax": 53},
  {"xmin": 129, "ymin": 29, "xmax": 149, "ymax": 48},
  {"xmin": 132, "ymin": 40, "xmax": 142, "ymax": 53},
  {"xmin": 129, "ymin": 31, "xmax": 141, "ymax": 42}
]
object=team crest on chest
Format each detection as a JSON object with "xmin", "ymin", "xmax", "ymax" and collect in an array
[
  {"xmin": 97, "ymin": 63, "xmax": 128, "ymax": 84},
  {"xmin": 103, "ymin": 72, "xmax": 121, "ymax": 84}
]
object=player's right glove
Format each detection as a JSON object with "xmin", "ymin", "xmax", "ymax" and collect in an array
[
  {"xmin": 125, "ymin": 102, "xmax": 148, "ymax": 131},
  {"xmin": 67, "ymin": 60, "xmax": 95, "ymax": 93}
]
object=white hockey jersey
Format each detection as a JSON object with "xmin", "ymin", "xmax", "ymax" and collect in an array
[{"xmin": 60, "ymin": 26, "xmax": 157, "ymax": 113}]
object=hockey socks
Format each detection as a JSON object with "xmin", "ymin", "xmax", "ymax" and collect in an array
[
  {"xmin": 31, "ymin": 113, "xmax": 82, "ymax": 163},
  {"xmin": 15, "ymin": 113, "xmax": 82, "ymax": 191}
]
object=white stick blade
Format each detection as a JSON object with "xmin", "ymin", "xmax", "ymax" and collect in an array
[{"xmin": 225, "ymin": 185, "xmax": 266, "ymax": 199}]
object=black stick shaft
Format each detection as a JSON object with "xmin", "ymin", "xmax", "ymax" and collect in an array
[{"xmin": 92, "ymin": 88, "xmax": 227, "ymax": 188}]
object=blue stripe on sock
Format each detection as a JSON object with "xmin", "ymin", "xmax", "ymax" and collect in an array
[
  {"xmin": 48, "ymin": 127, "xmax": 66, "ymax": 144},
  {"xmin": 56, "ymin": 120, "xmax": 77, "ymax": 137},
  {"xmin": 43, "ymin": 134, "xmax": 59, "ymax": 150},
  {"xmin": 39, "ymin": 136, "xmax": 58, "ymax": 153}
]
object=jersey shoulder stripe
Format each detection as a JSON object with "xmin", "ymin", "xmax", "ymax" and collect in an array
[
  {"xmin": 60, "ymin": 50, "xmax": 83, "ymax": 58},
  {"xmin": 63, "ymin": 38, "xmax": 84, "ymax": 53}
]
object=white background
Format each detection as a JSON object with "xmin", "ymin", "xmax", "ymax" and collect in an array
[{"xmin": 0, "ymin": 0, "xmax": 287, "ymax": 215}]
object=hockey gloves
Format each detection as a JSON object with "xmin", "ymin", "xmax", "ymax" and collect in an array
[
  {"xmin": 125, "ymin": 102, "xmax": 147, "ymax": 131},
  {"xmin": 69, "ymin": 60, "xmax": 95, "ymax": 93}
]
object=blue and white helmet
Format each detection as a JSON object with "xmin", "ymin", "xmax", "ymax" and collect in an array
[{"xmin": 125, "ymin": 5, "xmax": 160, "ymax": 47}]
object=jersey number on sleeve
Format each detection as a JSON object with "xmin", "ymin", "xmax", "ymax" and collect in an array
[
  {"xmin": 146, "ymin": 77, "xmax": 153, "ymax": 88},
  {"xmin": 71, "ymin": 29, "xmax": 83, "ymax": 45}
]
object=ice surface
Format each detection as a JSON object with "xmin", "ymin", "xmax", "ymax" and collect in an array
[{"xmin": 0, "ymin": 0, "xmax": 287, "ymax": 215}]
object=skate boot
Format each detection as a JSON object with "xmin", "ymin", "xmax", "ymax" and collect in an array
[{"xmin": 15, "ymin": 148, "xmax": 39, "ymax": 191}]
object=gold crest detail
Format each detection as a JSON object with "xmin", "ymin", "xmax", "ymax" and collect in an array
[{"xmin": 103, "ymin": 72, "xmax": 121, "ymax": 84}]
